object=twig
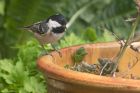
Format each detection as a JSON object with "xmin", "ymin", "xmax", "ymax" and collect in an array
[
  {"xmin": 128, "ymin": 57, "xmax": 139, "ymax": 69},
  {"xmin": 111, "ymin": 15, "xmax": 140, "ymax": 74},
  {"xmin": 100, "ymin": 62, "xmax": 109, "ymax": 76},
  {"xmin": 116, "ymin": 57, "xmax": 139, "ymax": 78}
]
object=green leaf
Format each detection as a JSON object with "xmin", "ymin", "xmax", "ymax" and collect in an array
[
  {"xmin": 103, "ymin": 29, "xmax": 116, "ymax": 41},
  {"xmin": 84, "ymin": 27, "xmax": 97, "ymax": 41},
  {"xmin": 72, "ymin": 47, "xmax": 87, "ymax": 63},
  {"xmin": 59, "ymin": 33, "xmax": 86, "ymax": 48},
  {"xmin": 24, "ymin": 77, "xmax": 46, "ymax": 93},
  {"xmin": 0, "ymin": 0, "xmax": 5, "ymax": 15},
  {"xmin": 0, "ymin": 59, "xmax": 14, "ymax": 73},
  {"xmin": 1, "ymin": 74, "xmax": 13, "ymax": 84},
  {"xmin": 17, "ymin": 39, "xmax": 40, "ymax": 66},
  {"xmin": 1, "ymin": 88, "xmax": 9, "ymax": 93},
  {"xmin": 10, "ymin": 61, "xmax": 28, "ymax": 85},
  {"xmin": 95, "ymin": 29, "xmax": 116, "ymax": 42}
]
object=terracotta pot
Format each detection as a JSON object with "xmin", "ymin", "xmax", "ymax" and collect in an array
[{"xmin": 37, "ymin": 42, "xmax": 140, "ymax": 93}]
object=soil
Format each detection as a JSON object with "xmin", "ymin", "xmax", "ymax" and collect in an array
[{"xmin": 64, "ymin": 58, "xmax": 140, "ymax": 80}]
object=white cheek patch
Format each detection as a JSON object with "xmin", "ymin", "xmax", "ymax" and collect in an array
[{"xmin": 47, "ymin": 19, "xmax": 61, "ymax": 28}]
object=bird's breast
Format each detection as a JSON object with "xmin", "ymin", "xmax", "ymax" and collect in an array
[{"xmin": 34, "ymin": 32, "xmax": 64, "ymax": 45}]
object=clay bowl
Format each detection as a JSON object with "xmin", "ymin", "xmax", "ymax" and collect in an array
[{"xmin": 37, "ymin": 42, "xmax": 140, "ymax": 93}]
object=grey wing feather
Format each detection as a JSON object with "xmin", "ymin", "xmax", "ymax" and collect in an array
[{"xmin": 23, "ymin": 21, "xmax": 49, "ymax": 34}]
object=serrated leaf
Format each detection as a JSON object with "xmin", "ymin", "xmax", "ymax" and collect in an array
[
  {"xmin": 11, "ymin": 61, "xmax": 28, "ymax": 85},
  {"xmin": 72, "ymin": 47, "xmax": 87, "ymax": 63},
  {"xmin": 0, "ymin": 0, "xmax": 5, "ymax": 15},
  {"xmin": 59, "ymin": 33, "xmax": 86, "ymax": 48},
  {"xmin": 84, "ymin": 27, "xmax": 97, "ymax": 41},
  {"xmin": 19, "ymin": 88, "xmax": 28, "ymax": 93},
  {"xmin": 2, "ymin": 74, "xmax": 13, "ymax": 84},
  {"xmin": 1, "ymin": 88, "xmax": 9, "ymax": 93},
  {"xmin": 0, "ymin": 59, "xmax": 14, "ymax": 73},
  {"xmin": 24, "ymin": 77, "xmax": 46, "ymax": 93}
]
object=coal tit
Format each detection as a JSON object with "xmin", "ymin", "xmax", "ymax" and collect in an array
[{"xmin": 23, "ymin": 14, "xmax": 67, "ymax": 56}]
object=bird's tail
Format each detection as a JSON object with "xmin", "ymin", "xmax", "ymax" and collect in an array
[
  {"xmin": 19, "ymin": 25, "xmax": 33, "ymax": 33},
  {"xmin": 22, "ymin": 25, "xmax": 32, "ymax": 30},
  {"xmin": 20, "ymin": 23, "xmax": 40, "ymax": 33}
]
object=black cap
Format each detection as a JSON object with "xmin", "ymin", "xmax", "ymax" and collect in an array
[{"xmin": 47, "ymin": 14, "xmax": 67, "ymax": 26}]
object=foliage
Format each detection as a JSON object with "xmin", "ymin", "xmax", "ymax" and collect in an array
[
  {"xmin": 59, "ymin": 32, "xmax": 87, "ymax": 48},
  {"xmin": 0, "ymin": 31, "xmax": 116, "ymax": 93},
  {"xmin": 72, "ymin": 47, "xmax": 87, "ymax": 64},
  {"xmin": 0, "ymin": 40, "xmax": 46, "ymax": 93},
  {"xmin": 0, "ymin": 0, "xmax": 137, "ymax": 58},
  {"xmin": 0, "ymin": 0, "xmax": 138, "ymax": 93}
]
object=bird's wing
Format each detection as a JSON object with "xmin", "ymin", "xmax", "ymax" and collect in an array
[{"xmin": 23, "ymin": 21, "xmax": 49, "ymax": 35}]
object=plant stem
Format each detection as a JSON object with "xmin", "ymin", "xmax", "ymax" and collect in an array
[
  {"xmin": 67, "ymin": 1, "xmax": 95, "ymax": 29},
  {"xmin": 112, "ymin": 15, "xmax": 140, "ymax": 74},
  {"xmin": 100, "ymin": 62, "xmax": 109, "ymax": 76}
]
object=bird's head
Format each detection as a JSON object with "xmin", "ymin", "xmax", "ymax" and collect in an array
[{"xmin": 47, "ymin": 14, "xmax": 67, "ymax": 28}]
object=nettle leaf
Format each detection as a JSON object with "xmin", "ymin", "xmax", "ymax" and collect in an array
[
  {"xmin": 19, "ymin": 88, "xmax": 28, "ymax": 93},
  {"xmin": 24, "ymin": 77, "xmax": 46, "ymax": 93},
  {"xmin": 17, "ymin": 40, "xmax": 40, "ymax": 60},
  {"xmin": 1, "ymin": 74, "xmax": 13, "ymax": 84},
  {"xmin": 72, "ymin": 47, "xmax": 87, "ymax": 63},
  {"xmin": 11, "ymin": 61, "xmax": 28, "ymax": 85},
  {"xmin": 0, "ymin": 59, "xmax": 14, "ymax": 73},
  {"xmin": 95, "ymin": 29, "xmax": 116, "ymax": 42},
  {"xmin": 103, "ymin": 29, "xmax": 116, "ymax": 41},
  {"xmin": 1, "ymin": 89, "xmax": 9, "ymax": 93},
  {"xmin": 17, "ymin": 39, "xmax": 41, "ymax": 68},
  {"xmin": 84, "ymin": 27, "xmax": 97, "ymax": 41},
  {"xmin": 59, "ymin": 33, "xmax": 86, "ymax": 48},
  {"xmin": 0, "ymin": 60, "xmax": 15, "ymax": 85},
  {"xmin": 0, "ymin": 0, "xmax": 5, "ymax": 15},
  {"xmin": 1, "ymin": 61, "xmax": 28, "ymax": 85}
]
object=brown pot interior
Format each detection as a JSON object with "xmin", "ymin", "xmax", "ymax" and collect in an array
[
  {"xmin": 38, "ymin": 42, "xmax": 140, "ymax": 93},
  {"xmin": 41, "ymin": 42, "xmax": 140, "ymax": 77}
]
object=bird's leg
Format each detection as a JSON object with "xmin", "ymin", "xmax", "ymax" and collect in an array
[{"xmin": 51, "ymin": 43, "xmax": 62, "ymax": 57}]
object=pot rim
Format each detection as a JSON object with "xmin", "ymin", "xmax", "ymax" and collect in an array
[{"xmin": 37, "ymin": 42, "xmax": 140, "ymax": 91}]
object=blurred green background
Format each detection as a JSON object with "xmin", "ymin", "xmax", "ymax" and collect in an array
[
  {"xmin": 0, "ymin": 0, "xmax": 137, "ymax": 93},
  {"xmin": 0, "ymin": 0, "xmax": 136, "ymax": 58}
]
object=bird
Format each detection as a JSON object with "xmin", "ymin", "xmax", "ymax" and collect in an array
[{"xmin": 23, "ymin": 14, "xmax": 67, "ymax": 56}]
